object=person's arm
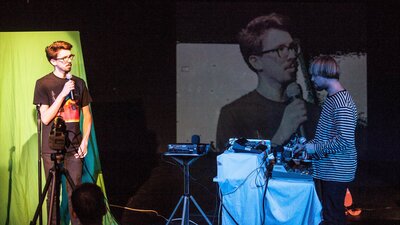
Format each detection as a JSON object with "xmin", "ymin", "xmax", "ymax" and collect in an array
[
  {"xmin": 40, "ymin": 79, "xmax": 75, "ymax": 125},
  {"xmin": 307, "ymin": 106, "xmax": 356, "ymax": 158},
  {"xmin": 75, "ymin": 105, "xmax": 92, "ymax": 158}
]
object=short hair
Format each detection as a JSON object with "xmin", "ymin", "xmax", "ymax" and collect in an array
[
  {"xmin": 71, "ymin": 183, "xmax": 107, "ymax": 224},
  {"xmin": 238, "ymin": 13, "xmax": 291, "ymax": 72},
  {"xmin": 309, "ymin": 55, "xmax": 340, "ymax": 79},
  {"xmin": 45, "ymin": 41, "xmax": 73, "ymax": 62}
]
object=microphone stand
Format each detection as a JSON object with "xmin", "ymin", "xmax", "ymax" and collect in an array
[{"xmin": 36, "ymin": 104, "xmax": 43, "ymax": 225}]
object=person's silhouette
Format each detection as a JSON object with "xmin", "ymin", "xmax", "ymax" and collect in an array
[{"xmin": 71, "ymin": 183, "xmax": 106, "ymax": 225}]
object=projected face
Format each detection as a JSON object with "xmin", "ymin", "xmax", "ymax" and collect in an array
[
  {"xmin": 258, "ymin": 29, "xmax": 298, "ymax": 85},
  {"xmin": 53, "ymin": 49, "xmax": 73, "ymax": 73}
]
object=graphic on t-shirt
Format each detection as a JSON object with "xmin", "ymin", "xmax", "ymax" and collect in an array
[{"xmin": 60, "ymin": 99, "xmax": 80, "ymax": 122}]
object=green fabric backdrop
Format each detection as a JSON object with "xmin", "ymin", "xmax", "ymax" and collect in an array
[{"xmin": 0, "ymin": 32, "xmax": 117, "ymax": 225}]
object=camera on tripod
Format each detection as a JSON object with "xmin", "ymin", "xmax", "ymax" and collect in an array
[{"xmin": 48, "ymin": 116, "xmax": 67, "ymax": 151}]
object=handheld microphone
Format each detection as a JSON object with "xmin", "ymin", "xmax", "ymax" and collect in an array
[
  {"xmin": 66, "ymin": 73, "xmax": 74, "ymax": 100},
  {"xmin": 191, "ymin": 134, "xmax": 200, "ymax": 145},
  {"xmin": 286, "ymin": 82, "xmax": 305, "ymax": 137}
]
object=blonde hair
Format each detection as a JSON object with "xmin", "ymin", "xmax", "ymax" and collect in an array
[{"xmin": 309, "ymin": 55, "xmax": 340, "ymax": 79}]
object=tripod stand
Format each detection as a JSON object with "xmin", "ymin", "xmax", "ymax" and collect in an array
[
  {"xmin": 30, "ymin": 152, "xmax": 76, "ymax": 225},
  {"xmin": 165, "ymin": 153, "xmax": 212, "ymax": 225}
]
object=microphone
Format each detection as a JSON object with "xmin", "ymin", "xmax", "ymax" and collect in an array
[
  {"xmin": 66, "ymin": 73, "xmax": 74, "ymax": 100},
  {"xmin": 286, "ymin": 82, "xmax": 305, "ymax": 137},
  {"xmin": 191, "ymin": 134, "xmax": 200, "ymax": 145}
]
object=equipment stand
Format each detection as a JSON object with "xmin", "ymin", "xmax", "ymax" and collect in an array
[
  {"xmin": 165, "ymin": 154, "xmax": 212, "ymax": 225},
  {"xmin": 36, "ymin": 104, "xmax": 43, "ymax": 225},
  {"xmin": 30, "ymin": 153, "xmax": 76, "ymax": 225}
]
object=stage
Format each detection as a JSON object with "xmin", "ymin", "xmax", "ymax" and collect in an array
[{"xmin": 102, "ymin": 151, "xmax": 400, "ymax": 225}]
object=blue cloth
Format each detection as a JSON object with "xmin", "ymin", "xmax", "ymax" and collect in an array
[{"xmin": 215, "ymin": 151, "xmax": 322, "ymax": 225}]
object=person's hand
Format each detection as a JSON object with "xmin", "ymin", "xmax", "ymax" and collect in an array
[
  {"xmin": 274, "ymin": 98, "xmax": 307, "ymax": 144},
  {"xmin": 60, "ymin": 80, "xmax": 75, "ymax": 98},
  {"xmin": 292, "ymin": 143, "xmax": 305, "ymax": 155},
  {"xmin": 304, "ymin": 143, "xmax": 315, "ymax": 154},
  {"xmin": 75, "ymin": 142, "xmax": 88, "ymax": 158}
]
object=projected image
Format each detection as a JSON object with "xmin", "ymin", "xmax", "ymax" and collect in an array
[
  {"xmin": 177, "ymin": 45, "xmax": 367, "ymax": 151},
  {"xmin": 176, "ymin": 4, "xmax": 367, "ymax": 157}
]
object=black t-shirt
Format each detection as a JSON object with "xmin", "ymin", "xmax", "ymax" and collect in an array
[
  {"xmin": 216, "ymin": 90, "xmax": 321, "ymax": 151},
  {"xmin": 33, "ymin": 73, "xmax": 92, "ymax": 153}
]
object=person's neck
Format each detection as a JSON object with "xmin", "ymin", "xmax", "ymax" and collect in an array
[
  {"xmin": 53, "ymin": 69, "xmax": 67, "ymax": 79},
  {"xmin": 255, "ymin": 76, "xmax": 287, "ymax": 102},
  {"xmin": 326, "ymin": 80, "xmax": 344, "ymax": 96}
]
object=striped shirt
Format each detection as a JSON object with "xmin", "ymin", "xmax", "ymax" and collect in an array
[{"xmin": 309, "ymin": 90, "xmax": 358, "ymax": 182}]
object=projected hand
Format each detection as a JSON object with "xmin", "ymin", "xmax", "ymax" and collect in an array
[{"xmin": 272, "ymin": 99, "xmax": 307, "ymax": 145}]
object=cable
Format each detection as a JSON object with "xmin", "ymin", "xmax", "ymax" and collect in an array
[
  {"xmin": 109, "ymin": 204, "xmax": 203, "ymax": 225},
  {"xmin": 218, "ymin": 188, "xmax": 239, "ymax": 225},
  {"xmin": 212, "ymin": 183, "xmax": 220, "ymax": 225},
  {"xmin": 68, "ymin": 131, "xmax": 119, "ymax": 224},
  {"xmin": 214, "ymin": 155, "xmax": 268, "ymax": 225},
  {"xmin": 109, "ymin": 204, "xmax": 168, "ymax": 221},
  {"xmin": 260, "ymin": 170, "xmax": 271, "ymax": 225},
  {"xmin": 221, "ymin": 157, "xmax": 267, "ymax": 196},
  {"xmin": 67, "ymin": 131, "xmax": 96, "ymax": 183}
]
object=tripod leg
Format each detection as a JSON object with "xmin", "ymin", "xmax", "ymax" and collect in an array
[
  {"xmin": 61, "ymin": 168, "xmax": 76, "ymax": 190},
  {"xmin": 166, "ymin": 195, "xmax": 184, "ymax": 225},
  {"xmin": 190, "ymin": 196, "xmax": 212, "ymax": 225},
  {"xmin": 30, "ymin": 171, "xmax": 54, "ymax": 225},
  {"xmin": 181, "ymin": 196, "xmax": 190, "ymax": 225},
  {"xmin": 47, "ymin": 168, "xmax": 60, "ymax": 225}
]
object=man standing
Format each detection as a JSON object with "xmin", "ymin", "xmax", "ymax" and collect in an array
[
  {"xmin": 33, "ymin": 40, "xmax": 92, "ymax": 224},
  {"xmin": 303, "ymin": 55, "xmax": 358, "ymax": 225},
  {"xmin": 216, "ymin": 13, "xmax": 320, "ymax": 151}
]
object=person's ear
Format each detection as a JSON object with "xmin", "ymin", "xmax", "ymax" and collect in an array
[
  {"xmin": 50, "ymin": 59, "xmax": 57, "ymax": 66},
  {"xmin": 249, "ymin": 55, "xmax": 262, "ymax": 72}
]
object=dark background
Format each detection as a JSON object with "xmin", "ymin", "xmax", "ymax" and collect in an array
[
  {"xmin": 1, "ymin": 1, "xmax": 396, "ymax": 158},
  {"xmin": 1, "ymin": 1, "xmax": 399, "ymax": 223}
]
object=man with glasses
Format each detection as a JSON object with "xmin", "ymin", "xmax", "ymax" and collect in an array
[
  {"xmin": 216, "ymin": 13, "xmax": 320, "ymax": 151},
  {"xmin": 33, "ymin": 40, "xmax": 92, "ymax": 224}
]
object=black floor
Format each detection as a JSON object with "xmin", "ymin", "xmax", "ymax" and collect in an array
[{"xmin": 103, "ymin": 152, "xmax": 400, "ymax": 225}]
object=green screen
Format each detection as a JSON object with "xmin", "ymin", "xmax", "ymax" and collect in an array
[{"xmin": 0, "ymin": 31, "xmax": 116, "ymax": 225}]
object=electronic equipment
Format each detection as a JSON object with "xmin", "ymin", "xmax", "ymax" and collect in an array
[
  {"xmin": 48, "ymin": 116, "xmax": 67, "ymax": 151},
  {"xmin": 167, "ymin": 143, "xmax": 210, "ymax": 156},
  {"xmin": 228, "ymin": 137, "xmax": 271, "ymax": 154},
  {"xmin": 272, "ymin": 161, "xmax": 313, "ymax": 180},
  {"xmin": 271, "ymin": 134, "xmax": 313, "ymax": 180}
]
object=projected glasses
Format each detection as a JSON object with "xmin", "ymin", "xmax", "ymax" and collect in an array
[
  {"xmin": 258, "ymin": 39, "xmax": 301, "ymax": 58},
  {"xmin": 56, "ymin": 54, "xmax": 75, "ymax": 63}
]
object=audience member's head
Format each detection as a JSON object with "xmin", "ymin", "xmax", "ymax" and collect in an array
[{"xmin": 71, "ymin": 183, "xmax": 107, "ymax": 225}]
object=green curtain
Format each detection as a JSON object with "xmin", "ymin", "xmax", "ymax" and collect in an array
[{"xmin": 0, "ymin": 32, "xmax": 117, "ymax": 225}]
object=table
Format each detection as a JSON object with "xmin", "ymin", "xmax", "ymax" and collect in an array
[{"xmin": 214, "ymin": 150, "xmax": 322, "ymax": 225}]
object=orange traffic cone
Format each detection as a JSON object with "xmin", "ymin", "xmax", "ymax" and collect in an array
[{"xmin": 344, "ymin": 188, "xmax": 362, "ymax": 216}]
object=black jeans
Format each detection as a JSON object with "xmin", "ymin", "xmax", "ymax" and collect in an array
[
  {"xmin": 314, "ymin": 179, "xmax": 349, "ymax": 225},
  {"xmin": 43, "ymin": 151, "xmax": 82, "ymax": 225}
]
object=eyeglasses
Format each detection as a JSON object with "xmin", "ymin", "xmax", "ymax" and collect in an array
[
  {"xmin": 56, "ymin": 54, "xmax": 75, "ymax": 63},
  {"xmin": 258, "ymin": 39, "xmax": 301, "ymax": 58}
]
